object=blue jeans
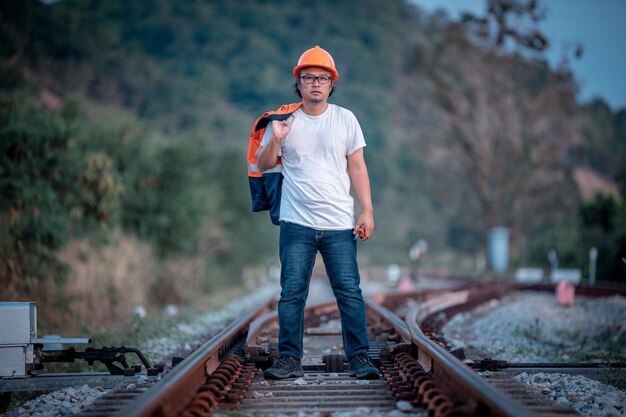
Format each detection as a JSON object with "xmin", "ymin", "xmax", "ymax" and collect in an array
[{"xmin": 277, "ymin": 221, "xmax": 370, "ymax": 361}]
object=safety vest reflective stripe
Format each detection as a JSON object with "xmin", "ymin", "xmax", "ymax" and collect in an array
[{"xmin": 247, "ymin": 163, "xmax": 283, "ymax": 174}]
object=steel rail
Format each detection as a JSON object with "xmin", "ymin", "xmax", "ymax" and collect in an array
[
  {"xmin": 366, "ymin": 293, "xmax": 537, "ymax": 416},
  {"xmin": 116, "ymin": 291, "xmax": 277, "ymax": 417},
  {"xmin": 364, "ymin": 297, "xmax": 412, "ymax": 342},
  {"xmin": 405, "ymin": 299, "xmax": 534, "ymax": 417}
]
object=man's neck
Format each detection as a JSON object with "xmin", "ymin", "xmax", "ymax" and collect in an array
[{"xmin": 301, "ymin": 101, "xmax": 329, "ymax": 116}]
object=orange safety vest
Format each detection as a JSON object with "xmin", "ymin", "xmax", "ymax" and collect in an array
[{"xmin": 247, "ymin": 102, "xmax": 302, "ymax": 225}]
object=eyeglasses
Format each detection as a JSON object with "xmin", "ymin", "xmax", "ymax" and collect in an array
[{"xmin": 299, "ymin": 75, "xmax": 332, "ymax": 85}]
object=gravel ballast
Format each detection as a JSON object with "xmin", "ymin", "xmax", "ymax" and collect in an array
[
  {"xmin": 444, "ymin": 291, "xmax": 626, "ymax": 363},
  {"xmin": 443, "ymin": 290, "xmax": 626, "ymax": 417},
  {"xmin": 3, "ymin": 385, "xmax": 106, "ymax": 417}
]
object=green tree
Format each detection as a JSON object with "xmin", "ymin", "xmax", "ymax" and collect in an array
[
  {"xmin": 527, "ymin": 194, "xmax": 626, "ymax": 281},
  {"xmin": 0, "ymin": 93, "xmax": 122, "ymax": 294},
  {"xmin": 579, "ymin": 194, "xmax": 626, "ymax": 280},
  {"xmin": 120, "ymin": 137, "xmax": 208, "ymax": 254},
  {"xmin": 71, "ymin": 118, "xmax": 212, "ymax": 255}
]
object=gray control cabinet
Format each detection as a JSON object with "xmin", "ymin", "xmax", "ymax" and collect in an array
[{"xmin": 0, "ymin": 302, "xmax": 37, "ymax": 377}]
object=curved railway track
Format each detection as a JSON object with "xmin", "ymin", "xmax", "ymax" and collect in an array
[
  {"xmin": 67, "ymin": 278, "xmax": 624, "ymax": 417},
  {"xmin": 379, "ymin": 281, "xmax": 626, "ymax": 417}
]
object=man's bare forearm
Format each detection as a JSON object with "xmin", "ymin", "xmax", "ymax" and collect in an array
[
  {"xmin": 256, "ymin": 136, "xmax": 281, "ymax": 171},
  {"xmin": 347, "ymin": 149, "xmax": 373, "ymax": 214},
  {"xmin": 350, "ymin": 164, "xmax": 373, "ymax": 214}
]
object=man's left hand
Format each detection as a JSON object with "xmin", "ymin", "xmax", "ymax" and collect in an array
[{"xmin": 354, "ymin": 211, "xmax": 374, "ymax": 241}]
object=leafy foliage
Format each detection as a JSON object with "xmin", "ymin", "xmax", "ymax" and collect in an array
[
  {"xmin": 527, "ymin": 194, "xmax": 626, "ymax": 280},
  {"xmin": 0, "ymin": 93, "xmax": 122, "ymax": 289}
]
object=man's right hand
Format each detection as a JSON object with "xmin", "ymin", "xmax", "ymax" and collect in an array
[
  {"xmin": 272, "ymin": 119, "xmax": 291, "ymax": 142},
  {"xmin": 256, "ymin": 119, "xmax": 291, "ymax": 171}
]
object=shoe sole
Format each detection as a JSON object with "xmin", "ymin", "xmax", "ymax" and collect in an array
[{"xmin": 263, "ymin": 370, "xmax": 305, "ymax": 379}]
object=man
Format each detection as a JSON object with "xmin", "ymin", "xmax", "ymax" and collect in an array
[{"xmin": 255, "ymin": 46, "xmax": 379, "ymax": 380}]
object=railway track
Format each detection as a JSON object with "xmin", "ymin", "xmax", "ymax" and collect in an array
[
  {"xmin": 380, "ymin": 282, "xmax": 626, "ymax": 417},
  {"xmin": 19, "ymin": 278, "xmax": 624, "ymax": 417}
]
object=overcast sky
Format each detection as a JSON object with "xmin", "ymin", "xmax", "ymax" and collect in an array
[{"xmin": 411, "ymin": 0, "xmax": 626, "ymax": 110}]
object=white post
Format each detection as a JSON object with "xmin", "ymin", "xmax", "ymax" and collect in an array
[
  {"xmin": 589, "ymin": 247, "xmax": 598, "ymax": 286},
  {"xmin": 548, "ymin": 248, "xmax": 558, "ymax": 280}
]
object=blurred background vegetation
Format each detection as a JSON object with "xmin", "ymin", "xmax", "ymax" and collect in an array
[{"xmin": 1, "ymin": 0, "xmax": 625, "ymax": 334}]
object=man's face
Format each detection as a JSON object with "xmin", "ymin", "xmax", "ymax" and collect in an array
[{"xmin": 297, "ymin": 67, "xmax": 333, "ymax": 103}]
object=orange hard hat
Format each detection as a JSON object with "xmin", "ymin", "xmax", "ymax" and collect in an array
[{"xmin": 293, "ymin": 45, "xmax": 339, "ymax": 82}]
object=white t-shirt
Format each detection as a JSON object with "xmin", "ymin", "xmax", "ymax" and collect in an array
[{"xmin": 260, "ymin": 104, "xmax": 366, "ymax": 230}]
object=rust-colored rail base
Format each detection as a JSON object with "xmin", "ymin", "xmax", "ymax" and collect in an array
[
  {"xmin": 380, "ymin": 346, "xmax": 457, "ymax": 417},
  {"xmin": 181, "ymin": 356, "xmax": 256, "ymax": 417}
]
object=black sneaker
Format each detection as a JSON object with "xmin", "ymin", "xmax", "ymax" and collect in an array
[
  {"xmin": 348, "ymin": 353, "xmax": 380, "ymax": 379},
  {"xmin": 263, "ymin": 356, "xmax": 304, "ymax": 379}
]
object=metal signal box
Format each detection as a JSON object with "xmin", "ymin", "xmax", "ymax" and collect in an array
[
  {"xmin": 0, "ymin": 302, "xmax": 90, "ymax": 377},
  {"xmin": 0, "ymin": 302, "xmax": 37, "ymax": 377}
]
